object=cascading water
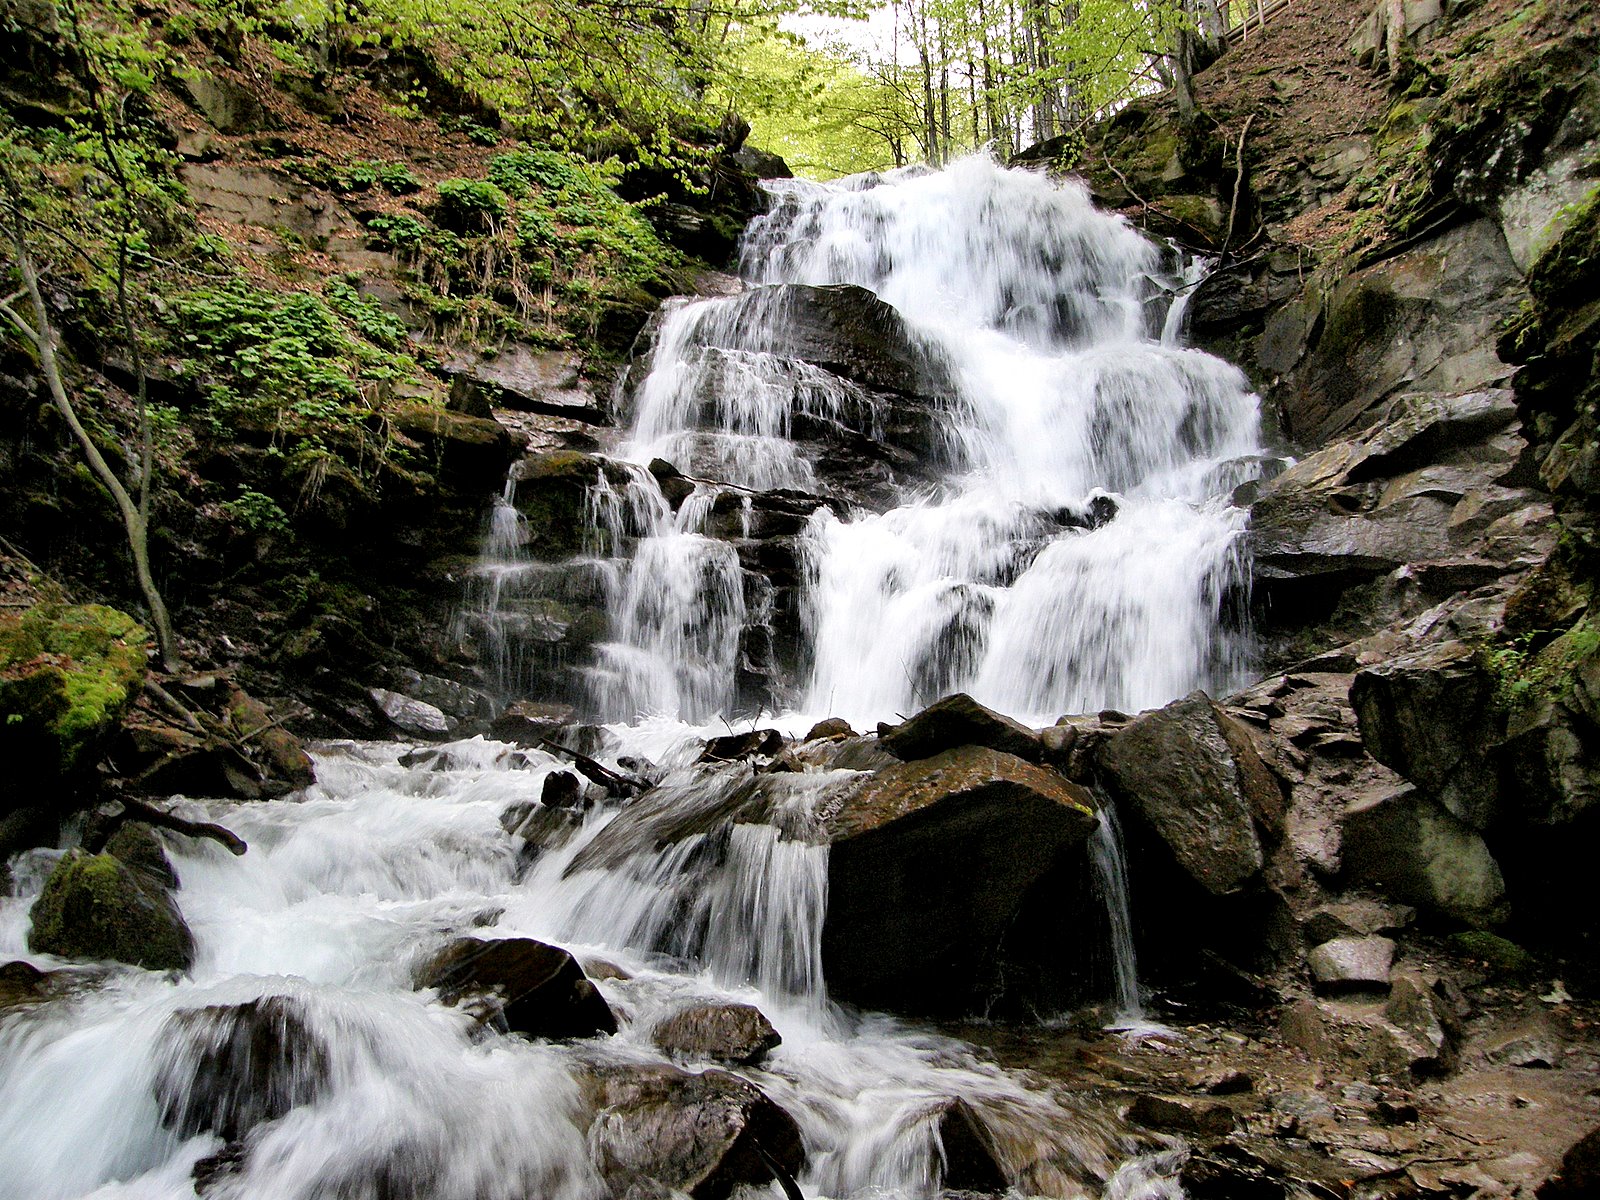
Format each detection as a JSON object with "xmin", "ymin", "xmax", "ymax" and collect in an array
[
  {"xmin": 1, "ymin": 156, "xmax": 1263, "ymax": 1200},
  {"xmin": 592, "ymin": 156, "xmax": 1260, "ymax": 727}
]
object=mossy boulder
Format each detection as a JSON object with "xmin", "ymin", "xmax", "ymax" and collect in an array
[
  {"xmin": 0, "ymin": 602, "xmax": 147, "ymax": 811},
  {"xmin": 27, "ymin": 849, "xmax": 195, "ymax": 971}
]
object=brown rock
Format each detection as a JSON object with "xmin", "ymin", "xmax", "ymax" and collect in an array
[
  {"xmin": 651, "ymin": 1002, "xmax": 781, "ymax": 1066},
  {"xmin": 415, "ymin": 937, "xmax": 617, "ymax": 1040},
  {"xmin": 877, "ymin": 692, "xmax": 1042, "ymax": 763}
]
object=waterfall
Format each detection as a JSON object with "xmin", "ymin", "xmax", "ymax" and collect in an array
[
  {"xmin": 1088, "ymin": 801, "xmax": 1147, "ymax": 1029},
  {"xmin": 593, "ymin": 155, "xmax": 1260, "ymax": 727}
]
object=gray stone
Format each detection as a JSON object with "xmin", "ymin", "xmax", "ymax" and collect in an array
[
  {"xmin": 1308, "ymin": 936, "xmax": 1395, "ymax": 993},
  {"xmin": 1304, "ymin": 899, "xmax": 1414, "ymax": 944},
  {"xmin": 415, "ymin": 936, "xmax": 617, "ymax": 1040},
  {"xmin": 588, "ymin": 1064, "xmax": 804, "ymax": 1200},
  {"xmin": 819, "ymin": 745, "xmax": 1097, "ymax": 1015},
  {"xmin": 173, "ymin": 68, "xmax": 268, "ymax": 133},
  {"xmin": 1096, "ymin": 691, "xmax": 1277, "ymax": 895},
  {"xmin": 368, "ymin": 688, "xmax": 455, "ymax": 739},
  {"xmin": 651, "ymin": 1003, "xmax": 782, "ymax": 1066},
  {"xmin": 878, "ymin": 692, "xmax": 1042, "ymax": 763},
  {"xmin": 1339, "ymin": 785, "xmax": 1508, "ymax": 926},
  {"xmin": 1350, "ymin": 640, "xmax": 1500, "ymax": 829},
  {"xmin": 447, "ymin": 345, "xmax": 607, "ymax": 424}
]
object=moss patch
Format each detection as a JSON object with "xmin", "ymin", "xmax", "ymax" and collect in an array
[
  {"xmin": 0, "ymin": 602, "xmax": 147, "ymax": 790},
  {"xmin": 27, "ymin": 849, "xmax": 195, "ymax": 971}
]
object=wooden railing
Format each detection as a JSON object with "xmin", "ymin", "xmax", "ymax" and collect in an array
[{"xmin": 1223, "ymin": 0, "xmax": 1294, "ymax": 44}]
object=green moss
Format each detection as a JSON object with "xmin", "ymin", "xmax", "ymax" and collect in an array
[
  {"xmin": 1447, "ymin": 930, "xmax": 1537, "ymax": 976},
  {"xmin": 0, "ymin": 602, "xmax": 147, "ymax": 781},
  {"xmin": 1528, "ymin": 187, "xmax": 1600, "ymax": 311},
  {"xmin": 27, "ymin": 850, "xmax": 194, "ymax": 971},
  {"xmin": 1320, "ymin": 278, "xmax": 1401, "ymax": 361}
]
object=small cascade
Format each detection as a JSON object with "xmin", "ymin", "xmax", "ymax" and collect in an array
[{"xmin": 1088, "ymin": 801, "xmax": 1146, "ymax": 1028}]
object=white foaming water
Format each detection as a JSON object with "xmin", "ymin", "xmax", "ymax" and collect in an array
[
  {"xmin": 593, "ymin": 155, "xmax": 1260, "ymax": 726},
  {"xmin": 0, "ymin": 737, "xmax": 1173, "ymax": 1199}
]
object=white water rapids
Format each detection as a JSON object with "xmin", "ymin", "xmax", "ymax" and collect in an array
[{"xmin": 0, "ymin": 157, "xmax": 1260, "ymax": 1198}]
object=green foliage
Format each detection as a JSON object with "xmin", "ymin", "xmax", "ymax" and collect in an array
[
  {"xmin": 434, "ymin": 178, "xmax": 509, "ymax": 232},
  {"xmin": 363, "ymin": 212, "xmax": 431, "ymax": 253},
  {"xmin": 296, "ymin": 157, "xmax": 421, "ymax": 194},
  {"xmin": 220, "ymin": 488, "xmax": 291, "ymax": 533}
]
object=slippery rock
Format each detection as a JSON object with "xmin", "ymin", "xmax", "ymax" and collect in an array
[
  {"xmin": 933, "ymin": 1097, "xmax": 1010, "ymax": 1195},
  {"xmin": 650, "ymin": 1002, "xmax": 782, "ymax": 1066},
  {"xmin": 1307, "ymin": 936, "xmax": 1396, "ymax": 994},
  {"xmin": 155, "ymin": 995, "xmax": 330, "ymax": 1141},
  {"xmin": 1350, "ymin": 641, "xmax": 1500, "ymax": 829},
  {"xmin": 414, "ymin": 936, "xmax": 617, "ymax": 1039},
  {"xmin": 27, "ymin": 849, "xmax": 194, "ymax": 972},
  {"xmin": 877, "ymin": 692, "xmax": 1042, "ymax": 763},
  {"xmin": 1339, "ymin": 785, "xmax": 1507, "ymax": 926},
  {"xmin": 818, "ymin": 745, "xmax": 1097, "ymax": 1014},
  {"xmin": 588, "ymin": 1064, "xmax": 805, "ymax": 1200},
  {"xmin": 1095, "ymin": 691, "xmax": 1279, "ymax": 895},
  {"xmin": 367, "ymin": 688, "xmax": 455, "ymax": 740}
]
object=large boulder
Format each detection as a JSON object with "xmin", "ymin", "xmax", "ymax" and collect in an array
[
  {"xmin": 386, "ymin": 403, "xmax": 523, "ymax": 485},
  {"xmin": 414, "ymin": 936, "xmax": 617, "ymax": 1039},
  {"xmin": 155, "ymin": 995, "xmax": 330, "ymax": 1141},
  {"xmin": 27, "ymin": 848, "xmax": 195, "ymax": 971},
  {"xmin": 1095, "ymin": 691, "xmax": 1279, "ymax": 896},
  {"xmin": 877, "ymin": 692, "xmax": 1042, "ymax": 763},
  {"xmin": 0, "ymin": 602, "xmax": 147, "ymax": 813},
  {"xmin": 1350, "ymin": 641, "xmax": 1500, "ymax": 829},
  {"xmin": 587, "ymin": 1064, "xmax": 805, "ymax": 1200},
  {"xmin": 819, "ymin": 744, "xmax": 1097, "ymax": 1014},
  {"xmin": 1339, "ymin": 785, "xmax": 1508, "ymax": 927},
  {"xmin": 650, "ymin": 1002, "xmax": 781, "ymax": 1066}
]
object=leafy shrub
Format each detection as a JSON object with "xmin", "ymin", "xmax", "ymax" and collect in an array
[
  {"xmin": 220, "ymin": 489, "xmax": 291, "ymax": 533},
  {"xmin": 434, "ymin": 179, "xmax": 508, "ymax": 232}
]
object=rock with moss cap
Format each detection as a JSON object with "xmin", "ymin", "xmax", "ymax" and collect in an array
[
  {"xmin": 27, "ymin": 849, "xmax": 195, "ymax": 971},
  {"xmin": 0, "ymin": 602, "xmax": 147, "ymax": 815}
]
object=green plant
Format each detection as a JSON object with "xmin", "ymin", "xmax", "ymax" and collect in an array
[
  {"xmin": 434, "ymin": 178, "xmax": 508, "ymax": 232},
  {"xmin": 220, "ymin": 488, "xmax": 291, "ymax": 534},
  {"xmin": 363, "ymin": 212, "xmax": 430, "ymax": 253}
]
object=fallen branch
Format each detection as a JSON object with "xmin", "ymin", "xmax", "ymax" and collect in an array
[
  {"xmin": 537, "ymin": 738, "xmax": 649, "ymax": 796},
  {"xmin": 144, "ymin": 679, "xmax": 210, "ymax": 737},
  {"xmin": 1220, "ymin": 113, "xmax": 1257, "ymax": 263},
  {"xmin": 118, "ymin": 797, "xmax": 247, "ymax": 856}
]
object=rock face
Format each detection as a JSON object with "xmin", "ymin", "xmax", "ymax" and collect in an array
[
  {"xmin": 1096, "ymin": 691, "xmax": 1278, "ymax": 896},
  {"xmin": 650, "ymin": 1002, "xmax": 782, "ymax": 1066},
  {"xmin": 587, "ymin": 1064, "xmax": 805, "ymax": 1200},
  {"xmin": 414, "ymin": 936, "xmax": 617, "ymax": 1039},
  {"xmin": 27, "ymin": 848, "xmax": 194, "ymax": 971},
  {"xmin": 877, "ymin": 693, "xmax": 1042, "ymax": 763},
  {"xmin": 1350, "ymin": 641, "xmax": 1500, "ymax": 829},
  {"xmin": 1339, "ymin": 786, "xmax": 1507, "ymax": 927},
  {"xmin": 819, "ymin": 744, "xmax": 1097, "ymax": 1014},
  {"xmin": 155, "ymin": 995, "xmax": 330, "ymax": 1141}
]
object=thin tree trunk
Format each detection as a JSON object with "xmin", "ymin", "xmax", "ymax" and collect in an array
[
  {"xmin": 2, "ymin": 226, "xmax": 179, "ymax": 669},
  {"xmin": 1385, "ymin": 0, "xmax": 1407, "ymax": 75}
]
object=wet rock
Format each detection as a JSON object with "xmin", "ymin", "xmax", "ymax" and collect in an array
[
  {"xmin": 877, "ymin": 692, "xmax": 1042, "ymax": 763},
  {"xmin": 388, "ymin": 670, "xmax": 495, "ymax": 729},
  {"xmin": 588, "ymin": 1064, "xmax": 805, "ymax": 1200},
  {"xmin": 650, "ymin": 1002, "xmax": 782, "ymax": 1066},
  {"xmin": 155, "ymin": 995, "xmax": 330, "ymax": 1141},
  {"xmin": 1279, "ymin": 996, "xmax": 1448, "ymax": 1077},
  {"xmin": 0, "ymin": 959, "xmax": 77, "ymax": 1016},
  {"xmin": 490, "ymin": 700, "xmax": 577, "ymax": 746},
  {"xmin": 1127, "ymin": 1093, "xmax": 1237, "ymax": 1138},
  {"xmin": 1539, "ymin": 1125, "xmax": 1600, "ymax": 1198},
  {"xmin": 367, "ymin": 688, "xmax": 456, "ymax": 740},
  {"xmin": 1096, "ymin": 691, "xmax": 1278, "ymax": 895},
  {"xmin": 1447, "ymin": 930, "xmax": 1537, "ymax": 977},
  {"xmin": 1339, "ymin": 785, "xmax": 1508, "ymax": 926},
  {"xmin": 1308, "ymin": 936, "xmax": 1395, "ymax": 994},
  {"xmin": 934, "ymin": 1097, "xmax": 1009, "ymax": 1195},
  {"xmin": 804, "ymin": 717, "xmax": 854, "ymax": 741},
  {"xmin": 445, "ymin": 344, "xmax": 606, "ymax": 424},
  {"xmin": 415, "ymin": 936, "xmax": 617, "ymax": 1039},
  {"xmin": 541, "ymin": 770, "xmax": 583, "ymax": 809},
  {"xmin": 699, "ymin": 728, "xmax": 785, "ymax": 762},
  {"xmin": 1486, "ymin": 1013, "xmax": 1563, "ymax": 1068},
  {"xmin": 27, "ymin": 849, "xmax": 194, "ymax": 971},
  {"xmin": 818, "ymin": 745, "xmax": 1097, "ymax": 1014},
  {"xmin": 101, "ymin": 822, "xmax": 180, "ymax": 890},
  {"xmin": 1384, "ymin": 972, "xmax": 1457, "ymax": 1070},
  {"xmin": 1350, "ymin": 641, "xmax": 1500, "ymax": 829}
]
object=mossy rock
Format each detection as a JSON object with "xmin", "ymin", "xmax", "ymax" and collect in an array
[
  {"xmin": 1528, "ymin": 188, "xmax": 1600, "ymax": 312},
  {"xmin": 1447, "ymin": 930, "xmax": 1537, "ymax": 977},
  {"xmin": 0, "ymin": 603, "xmax": 147, "ymax": 806},
  {"xmin": 27, "ymin": 849, "xmax": 195, "ymax": 971}
]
